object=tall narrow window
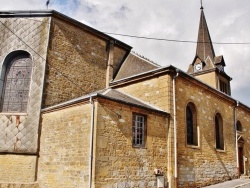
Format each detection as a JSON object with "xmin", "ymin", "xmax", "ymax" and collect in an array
[
  {"xmin": 219, "ymin": 80, "xmax": 229, "ymax": 94},
  {"xmin": 132, "ymin": 113, "xmax": 146, "ymax": 148},
  {"xmin": 1, "ymin": 54, "xmax": 32, "ymax": 112},
  {"xmin": 236, "ymin": 121, "xmax": 242, "ymax": 132},
  {"xmin": 186, "ymin": 103, "xmax": 198, "ymax": 146},
  {"xmin": 215, "ymin": 113, "xmax": 224, "ymax": 150}
]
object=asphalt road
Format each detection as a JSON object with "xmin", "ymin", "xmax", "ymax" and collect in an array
[{"xmin": 203, "ymin": 179, "xmax": 250, "ymax": 188}]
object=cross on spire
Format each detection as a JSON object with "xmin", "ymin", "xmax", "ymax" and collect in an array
[
  {"xmin": 46, "ymin": 0, "xmax": 50, "ymax": 9},
  {"xmin": 200, "ymin": 0, "xmax": 204, "ymax": 9}
]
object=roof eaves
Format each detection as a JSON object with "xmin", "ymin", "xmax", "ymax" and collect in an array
[
  {"xmin": 178, "ymin": 69, "xmax": 237, "ymax": 103},
  {"xmin": 0, "ymin": 10, "xmax": 53, "ymax": 17},
  {"xmin": 110, "ymin": 65, "xmax": 176, "ymax": 86},
  {"xmin": 41, "ymin": 89, "xmax": 169, "ymax": 116},
  {"xmin": 41, "ymin": 92, "xmax": 98, "ymax": 112},
  {"xmin": 50, "ymin": 10, "xmax": 132, "ymax": 51},
  {"xmin": 0, "ymin": 10, "xmax": 132, "ymax": 51}
]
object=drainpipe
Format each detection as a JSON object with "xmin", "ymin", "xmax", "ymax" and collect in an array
[
  {"xmin": 234, "ymin": 100, "xmax": 239, "ymax": 176},
  {"xmin": 173, "ymin": 70, "xmax": 179, "ymax": 188},
  {"xmin": 89, "ymin": 96, "xmax": 95, "ymax": 188}
]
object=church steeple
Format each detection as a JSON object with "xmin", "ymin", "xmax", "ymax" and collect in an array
[
  {"xmin": 187, "ymin": 4, "xmax": 232, "ymax": 96},
  {"xmin": 196, "ymin": 7, "xmax": 215, "ymax": 62}
]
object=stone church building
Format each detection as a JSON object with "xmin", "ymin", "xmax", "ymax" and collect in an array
[{"xmin": 0, "ymin": 6, "xmax": 249, "ymax": 188}]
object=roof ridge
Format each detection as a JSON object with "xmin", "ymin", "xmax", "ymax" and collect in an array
[{"xmin": 131, "ymin": 51, "xmax": 161, "ymax": 67}]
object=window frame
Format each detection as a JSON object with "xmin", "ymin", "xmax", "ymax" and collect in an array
[
  {"xmin": 236, "ymin": 121, "xmax": 243, "ymax": 133},
  {"xmin": 186, "ymin": 102, "xmax": 199, "ymax": 147},
  {"xmin": 214, "ymin": 113, "xmax": 224, "ymax": 151},
  {"xmin": 0, "ymin": 51, "xmax": 32, "ymax": 113},
  {"xmin": 132, "ymin": 113, "xmax": 147, "ymax": 148}
]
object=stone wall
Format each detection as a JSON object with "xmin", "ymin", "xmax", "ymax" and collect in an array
[
  {"xmin": 113, "ymin": 72, "xmax": 250, "ymax": 187},
  {"xmin": 0, "ymin": 182, "xmax": 39, "ymax": 188},
  {"xmin": 0, "ymin": 155, "xmax": 36, "ymax": 182},
  {"xmin": 176, "ymin": 76, "xmax": 237, "ymax": 187},
  {"xmin": 236, "ymin": 106, "xmax": 250, "ymax": 175},
  {"xmin": 116, "ymin": 74, "xmax": 172, "ymax": 112},
  {"xmin": 95, "ymin": 99, "xmax": 169, "ymax": 188},
  {"xmin": 114, "ymin": 74, "xmax": 176, "ymax": 187},
  {"xmin": 195, "ymin": 71, "xmax": 217, "ymax": 89},
  {"xmin": 43, "ymin": 17, "xmax": 128, "ymax": 108},
  {"xmin": 38, "ymin": 103, "xmax": 92, "ymax": 188}
]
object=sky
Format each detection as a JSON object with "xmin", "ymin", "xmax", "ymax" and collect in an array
[{"xmin": 1, "ymin": 0, "xmax": 250, "ymax": 106}]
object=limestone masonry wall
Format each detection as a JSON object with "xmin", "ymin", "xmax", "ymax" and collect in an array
[
  {"xmin": 95, "ymin": 99, "xmax": 169, "ymax": 188},
  {"xmin": 176, "ymin": 77, "xmax": 237, "ymax": 187},
  {"xmin": 0, "ymin": 182, "xmax": 39, "ymax": 188},
  {"xmin": 236, "ymin": 107, "xmax": 250, "ymax": 175},
  {"xmin": 43, "ymin": 17, "xmax": 107, "ymax": 107},
  {"xmin": 114, "ymin": 74, "xmax": 176, "ymax": 187},
  {"xmin": 195, "ymin": 71, "xmax": 217, "ymax": 89},
  {"xmin": 38, "ymin": 104, "xmax": 92, "ymax": 188},
  {"xmin": 116, "ymin": 74, "xmax": 172, "ymax": 112},
  {"xmin": 43, "ymin": 17, "xmax": 128, "ymax": 107},
  {"xmin": 0, "ymin": 155, "xmax": 36, "ymax": 183}
]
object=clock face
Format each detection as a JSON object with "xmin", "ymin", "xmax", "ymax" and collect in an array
[{"xmin": 195, "ymin": 63, "xmax": 202, "ymax": 71}]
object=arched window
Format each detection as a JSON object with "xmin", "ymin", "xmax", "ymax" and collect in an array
[
  {"xmin": 186, "ymin": 102, "xmax": 198, "ymax": 146},
  {"xmin": 215, "ymin": 113, "xmax": 224, "ymax": 150},
  {"xmin": 236, "ymin": 121, "xmax": 242, "ymax": 132},
  {"xmin": 0, "ymin": 51, "xmax": 32, "ymax": 112}
]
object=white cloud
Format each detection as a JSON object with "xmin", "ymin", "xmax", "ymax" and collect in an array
[{"xmin": 0, "ymin": 0, "xmax": 250, "ymax": 106}]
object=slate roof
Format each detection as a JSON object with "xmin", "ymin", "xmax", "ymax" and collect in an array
[
  {"xmin": 214, "ymin": 55, "xmax": 225, "ymax": 66},
  {"xmin": 42, "ymin": 88, "xmax": 168, "ymax": 115},
  {"xmin": 98, "ymin": 89, "xmax": 166, "ymax": 114},
  {"xmin": 196, "ymin": 8, "xmax": 215, "ymax": 62},
  {"xmin": 188, "ymin": 8, "xmax": 227, "ymax": 73},
  {"xmin": 114, "ymin": 52, "xmax": 160, "ymax": 81}
]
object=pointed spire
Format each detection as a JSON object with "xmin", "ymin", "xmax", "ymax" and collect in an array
[{"xmin": 196, "ymin": 7, "xmax": 215, "ymax": 62}]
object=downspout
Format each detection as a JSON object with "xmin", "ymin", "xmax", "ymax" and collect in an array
[
  {"xmin": 234, "ymin": 100, "xmax": 239, "ymax": 176},
  {"xmin": 173, "ymin": 70, "xmax": 179, "ymax": 188},
  {"xmin": 89, "ymin": 96, "xmax": 95, "ymax": 188}
]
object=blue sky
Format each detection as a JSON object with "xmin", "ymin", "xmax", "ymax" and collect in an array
[
  {"xmin": 1, "ymin": 0, "xmax": 250, "ymax": 106},
  {"xmin": 48, "ymin": 0, "xmax": 79, "ymax": 16}
]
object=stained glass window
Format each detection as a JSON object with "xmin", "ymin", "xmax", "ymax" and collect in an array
[{"xmin": 1, "ymin": 56, "xmax": 32, "ymax": 112}]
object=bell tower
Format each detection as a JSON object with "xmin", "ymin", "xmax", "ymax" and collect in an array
[{"xmin": 187, "ymin": 5, "xmax": 232, "ymax": 95}]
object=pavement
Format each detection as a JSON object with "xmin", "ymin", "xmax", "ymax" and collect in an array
[{"xmin": 203, "ymin": 179, "xmax": 250, "ymax": 188}]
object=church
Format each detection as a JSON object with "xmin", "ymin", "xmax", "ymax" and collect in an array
[{"xmin": 0, "ymin": 5, "xmax": 249, "ymax": 188}]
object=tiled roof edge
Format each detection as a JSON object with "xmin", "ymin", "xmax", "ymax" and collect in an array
[{"xmin": 131, "ymin": 51, "xmax": 161, "ymax": 67}]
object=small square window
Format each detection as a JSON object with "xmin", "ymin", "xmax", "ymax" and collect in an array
[{"xmin": 132, "ymin": 113, "xmax": 147, "ymax": 148}]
